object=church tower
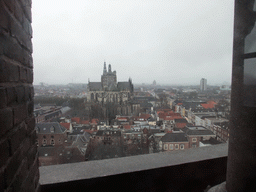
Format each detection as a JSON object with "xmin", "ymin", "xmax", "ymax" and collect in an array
[
  {"xmin": 103, "ymin": 61, "xmax": 107, "ymax": 74},
  {"xmin": 101, "ymin": 62, "xmax": 117, "ymax": 89}
]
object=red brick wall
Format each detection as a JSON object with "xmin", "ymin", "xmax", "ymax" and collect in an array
[
  {"xmin": 0, "ymin": 0, "xmax": 39, "ymax": 191},
  {"xmin": 188, "ymin": 136, "xmax": 200, "ymax": 148},
  {"xmin": 38, "ymin": 133, "xmax": 67, "ymax": 147}
]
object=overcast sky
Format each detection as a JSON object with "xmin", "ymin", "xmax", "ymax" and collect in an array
[{"xmin": 32, "ymin": 0, "xmax": 234, "ymax": 86}]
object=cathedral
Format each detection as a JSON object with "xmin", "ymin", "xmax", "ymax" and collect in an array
[{"xmin": 87, "ymin": 62, "xmax": 135, "ymax": 117}]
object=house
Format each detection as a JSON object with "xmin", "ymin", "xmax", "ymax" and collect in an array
[
  {"xmin": 182, "ymin": 126, "xmax": 216, "ymax": 148},
  {"xmin": 85, "ymin": 129, "xmax": 123, "ymax": 160},
  {"xmin": 160, "ymin": 133, "xmax": 189, "ymax": 151},
  {"xmin": 36, "ymin": 122, "xmax": 68, "ymax": 147}
]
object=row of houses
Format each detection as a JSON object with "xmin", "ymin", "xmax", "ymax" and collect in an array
[{"xmin": 174, "ymin": 101, "xmax": 229, "ymax": 142}]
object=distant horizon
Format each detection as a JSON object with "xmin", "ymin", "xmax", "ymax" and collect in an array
[{"xmin": 33, "ymin": 82, "xmax": 231, "ymax": 87}]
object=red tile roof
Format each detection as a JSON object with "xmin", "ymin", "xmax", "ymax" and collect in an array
[
  {"xmin": 80, "ymin": 120, "xmax": 90, "ymax": 124},
  {"xmin": 117, "ymin": 117, "xmax": 129, "ymax": 121},
  {"xmin": 158, "ymin": 111, "xmax": 181, "ymax": 120},
  {"xmin": 156, "ymin": 109, "xmax": 173, "ymax": 114},
  {"xmin": 60, "ymin": 123, "xmax": 71, "ymax": 130},
  {"xmin": 176, "ymin": 123, "xmax": 187, "ymax": 128},
  {"xmin": 123, "ymin": 125, "xmax": 131, "ymax": 130},
  {"xmin": 71, "ymin": 117, "xmax": 80, "ymax": 124},
  {"xmin": 91, "ymin": 119, "xmax": 99, "ymax": 124},
  {"xmin": 139, "ymin": 113, "xmax": 151, "ymax": 120},
  {"xmin": 201, "ymin": 101, "xmax": 216, "ymax": 109}
]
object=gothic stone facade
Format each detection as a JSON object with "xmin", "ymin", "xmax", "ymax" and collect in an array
[{"xmin": 87, "ymin": 62, "xmax": 134, "ymax": 116}]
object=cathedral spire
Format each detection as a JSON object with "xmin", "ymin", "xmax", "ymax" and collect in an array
[
  {"xmin": 108, "ymin": 64, "xmax": 112, "ymax": 72},
  {"xmin": 103, "ymin": 61, "xmax": 107, "ymax": 74}
]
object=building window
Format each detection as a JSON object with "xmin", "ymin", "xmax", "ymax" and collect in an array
[
  {"xmin": 43, "ymin": 139, "xmax": 47, "ymax": 146},
  {"xmin": 164, "ymin": 144, "xmax": 168, "ymax": 150},
  {"xmin": 192, "ymin": 144, "xmax": 197, "ymax": 148},
  {"xmin": 59, "ymin": 139, "xmax": 61, "ymax": 144},
  {"xmin": 169, "ymin": 144, "xmax": 173, "ymax": 150},
  {"xmin": 175, "ymin": 144, "xmax": 179, "ymax": 150},
  {"xmin": 180, "ymin": 144, "xmax": 184, "ymax": 150},
  {"xmin": 51, "ymin": 139, "xmax": 55, "ymax": 145},
  {"xmin": 192, "ymin": 138, "xmax": 197, "ymax": 142}
]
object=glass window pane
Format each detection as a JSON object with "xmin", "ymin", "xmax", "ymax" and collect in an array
[
  {"xmin": 244, "ymin": 24, "xmax": 256, "ymax": 54},
  {"xmin": 244, "ymin": 58, "xmax": 256, "ymax": 106}
]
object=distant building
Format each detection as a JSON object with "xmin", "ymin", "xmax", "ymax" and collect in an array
[
  {"xmin": 182, "ymin": 126, "xmax": 216, "ymax": 148},
  {"xmin": 200, "ymin": 78, "xmax": 207, "ymax": 92},
  {"xmin": 34, "ymin": 104, "xmax": 62, "ymax": 123},
  {"xmin": 87, "ymin": 62, "xmax": 133, "ymax": 105},
  {"xmin": 87, "ymin": 62, "xmax": 135, "ymax": 117},
  {"xmin": 85, "ymin": 129, "xmax": 123, "ymax": 160},
  {"xmin": 160, "ymin": 133, "xmax": 189, "ymax": 151},
  {"xmin": 36, "ymin": 122, "xmax": 68, "ymax": 147},
  {"xmin": 36, "ymin": 122, "xmax": 89, "ymax": 166}
]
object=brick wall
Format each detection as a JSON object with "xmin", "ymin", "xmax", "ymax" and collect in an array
[{"xmin": 0, "ymin": 0, "xmax": 39, "ymax": 191}]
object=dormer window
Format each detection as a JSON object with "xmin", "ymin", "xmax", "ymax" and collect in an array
[{"xmin": 50, "ymin": 126, "xmax": 54, "ymax": 133}]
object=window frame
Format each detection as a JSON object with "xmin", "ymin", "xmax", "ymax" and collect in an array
[{"xmin": 169, "ymin": 144, "xmax": 173, "ymax": 150}]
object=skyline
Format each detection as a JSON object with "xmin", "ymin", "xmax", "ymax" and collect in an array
[{"xmin": 32, "ymin": 0, "xmax": 234, "ymax": 85}]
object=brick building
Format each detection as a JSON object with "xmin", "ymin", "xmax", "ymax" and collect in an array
[
  {"xmin": 160, "ymin": 133, "xmax": 189, "ymax": 151},
  {"xmin": 85, "ymin": 129, "xmax": 124, "ymax": 160},
  {"xmin": 182, "ymin": 126, "xmax": 216, "ymax": 148},
  {"xmin": 35, "ymin": 122, "xmax": 68, "ymax": 147}
]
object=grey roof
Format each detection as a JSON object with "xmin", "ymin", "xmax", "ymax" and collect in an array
[
  {"xmin": 88, "ymin": 82, "xmax": 102, "ymax": 91},
  {"xmin": 108, "ymin": 82, "xmax": 118, "ymax": 91},
  {"xmin": 200, "ymin": 137, "xmax": 222, "ymax": 145},
  {"xmin": 117, "ymin": 82, "xmax": 132, "ymax": 91},
  {"xmin": 161, "ymin": 133, "xmax": 188, "ymax": 142},
  {"xmin": 69, "ymin": 132, "xmax": 91, "ymax": 143},
  {"xmin": 150, "ymin": 129, "xmax": 162, "ymax": 134},
  {"xmin": 134, "ymin": 96, "xmax": 157, "ymax": 101},
  {"xmin": 61, "ymin": 106, "xmax": 71, "ymax": 114},
  {"xmin": 140, "ymin": 102, "xmax": 153, "ymax": 108},
  {"xmin": 182, "ymin": 126, "xmax": 215, "ymax": 136},
  {"xmin": 174, "ymin": 118, "xmax": 188, "ymax": 123},
  {"xmin": 36, "ymin": 122, "xmax": 66, "ymax": 134},
  {"xmin": 71, "ymin": 132, "xmax": 91, "ymax": 147}
]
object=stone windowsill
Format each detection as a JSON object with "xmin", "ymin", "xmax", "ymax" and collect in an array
[{"xmin": 39, "ymin": 143, "xmax": 228, "ymax": 185}]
